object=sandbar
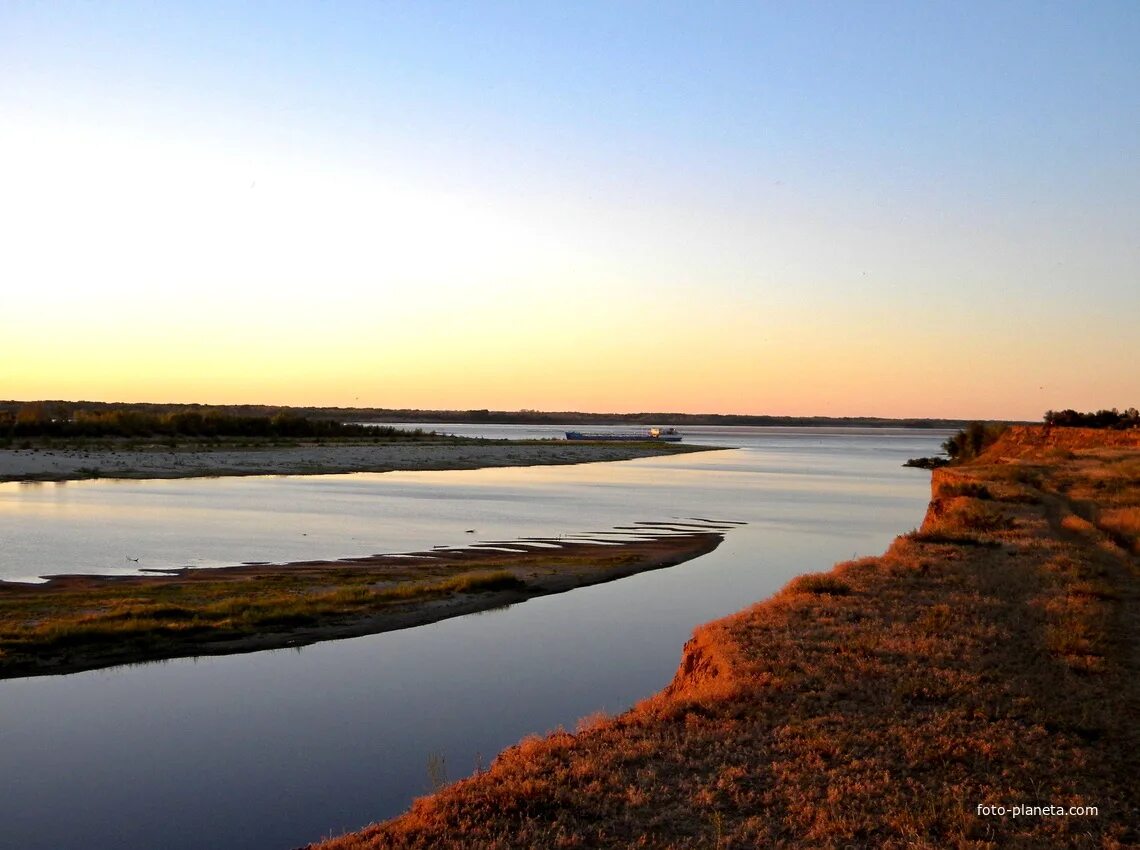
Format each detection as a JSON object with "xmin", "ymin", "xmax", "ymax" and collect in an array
[
  {"xmin": 0, "ymin": 440, "xmax": 715, "ymax": 483},
  {"xmin": 0, "ymin": 528, "xmax": 728, "ymax": 679}
]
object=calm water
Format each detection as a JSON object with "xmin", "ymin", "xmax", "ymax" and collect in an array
[{"xmin": 0, "ymin": 427, "xmax": 946, "ymax": 850}]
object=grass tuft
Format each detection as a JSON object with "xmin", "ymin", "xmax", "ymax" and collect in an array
[{"xmin": 785, "ymin": 573, "xmax": 853, "ymax": 596}]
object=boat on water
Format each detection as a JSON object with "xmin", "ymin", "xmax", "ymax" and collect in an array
[{"xmin": 564, "ymin": 427, "xmax": 682, "ymax": 442}]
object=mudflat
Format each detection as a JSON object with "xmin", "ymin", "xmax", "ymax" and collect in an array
[{"xmin": 0, "ymin": 440, "xmax": 713, "ymax": 483}]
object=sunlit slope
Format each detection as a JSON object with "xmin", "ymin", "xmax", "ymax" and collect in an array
[{"xmin": 313, "ymin": 426, "xmax": 1140, "ymax": 849}]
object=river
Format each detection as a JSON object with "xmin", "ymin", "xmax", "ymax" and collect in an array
[{"xmin": 0, "ymin": 426, "xmax": 947, "ymax": 849}]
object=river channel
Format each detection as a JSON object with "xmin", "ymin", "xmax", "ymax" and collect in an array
[{"xmin": 0, "ymin": 427, "xmax": 947, "ymax": 849}]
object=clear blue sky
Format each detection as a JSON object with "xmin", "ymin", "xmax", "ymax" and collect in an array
[{"xmin": 2, "ymin": 2, "xmax": 1137, "ymax": 417}]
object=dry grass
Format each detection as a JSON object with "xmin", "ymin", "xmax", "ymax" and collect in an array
[
  {"xmin": 783, "ymin": 572, "xmax": 853, "ymax": 596},
  {"xmin": 311, "ymin": 426, "xmax": 1140, "ymax": 849},
  {"xmin": 1097, "ymin": 507, "xmax": 1140, "ymax": 554}
]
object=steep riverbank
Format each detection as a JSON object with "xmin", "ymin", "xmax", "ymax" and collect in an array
[
  {"xmin": 313, "ymin": 426, "xmax": 1140, "ymax": 849},
  {"xmin": 0, "ymin": 440, "xmax": 713, "ymax": 483}
]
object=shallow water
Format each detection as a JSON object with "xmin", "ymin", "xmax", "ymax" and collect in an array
[
  {"xmin": 0, "ymin": 427, "xmax": 946, "ymax": 850},
  {"xmin": 0, "ymin": 426, "xmax": 938, "ymax": 583}
]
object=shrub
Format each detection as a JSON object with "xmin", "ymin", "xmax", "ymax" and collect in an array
[{"xmin": 941, "ymin": 422, "xmax": 1008, "ymax": 463}]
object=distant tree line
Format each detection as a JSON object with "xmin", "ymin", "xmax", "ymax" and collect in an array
[
  {"xmin": 0, "ymin": 404, "xmax": 438, "ymax": 441},
  {"xmin": 1044, "ymin": 408, "xmax": 1140, "ymax": 430},
  {"xmin": 363, "ymin": 409, "xmax": 973, "ymax": 429},
  {"xmin": 0, "ymin": 400, "xmax": 977, "ymax": 430}
]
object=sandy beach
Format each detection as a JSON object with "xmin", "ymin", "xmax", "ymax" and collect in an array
[{"xmin": 0, "ymin": 441, "xmax": 712, "ymax": 483}]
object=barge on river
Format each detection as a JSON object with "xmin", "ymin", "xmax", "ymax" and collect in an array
[{"xmin": 564, "ymin": 427, "xmax": 682, "ymax": 442}]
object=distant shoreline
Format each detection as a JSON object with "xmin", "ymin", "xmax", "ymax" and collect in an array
[
  {"xmin": 0, "ymin": 440, "xmax": 718, "ymax": 484},
  {"xmin": 0, "ymin": 399, "xmax": 994, "ymax": 430}
]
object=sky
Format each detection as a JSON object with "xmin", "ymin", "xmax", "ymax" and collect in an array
[{"xmin": 2, "ymin": 2, "xmax": 1137, "ymax": 419}]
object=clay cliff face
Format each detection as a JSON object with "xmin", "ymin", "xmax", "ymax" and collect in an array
[{"xmin": 982, "ymin": 425, "xmax": 1140, "ymax": 460}]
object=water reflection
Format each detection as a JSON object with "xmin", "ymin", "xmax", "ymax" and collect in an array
[{"xmin": 0, "ymin": 428, "xmax": 946, "ymax": 850}]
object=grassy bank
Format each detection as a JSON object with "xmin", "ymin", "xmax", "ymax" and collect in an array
[
  {"xmin": 0, "ymin": 530, "xmax": 727, "ymax": 679},
  {"xmin": 312, "ymin": 426, "xmax": 1140, "ymax": 849}
]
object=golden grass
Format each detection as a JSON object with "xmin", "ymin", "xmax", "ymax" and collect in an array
[
  {"xmin": 311, "ymin": 426, "xmax": 1140, "ymax": 849},
  {"xmin": 783, "ymin": 572, "xmax": 853, "ymax": 596},
  {"xmin": 1097, "ymin": 507, "xmax": 1140, "ymax": 554}
]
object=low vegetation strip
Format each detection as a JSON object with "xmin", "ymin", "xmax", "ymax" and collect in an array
[
  {"xmin": 312, "ymin": 426, "xmax": 1140, "ymax": 849},
  {"xmin": 1, "ymin": 404, "xmax": 431, "ymax": 440},
  {"xmin": 0, "ymin": 530, "xmax": 726, "ymax": 679}
]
